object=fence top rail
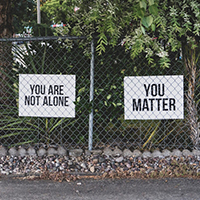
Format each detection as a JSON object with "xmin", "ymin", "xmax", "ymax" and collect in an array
[{"xmin": 0, "ymin": 36, "xmax": 86, "ymax": 42}]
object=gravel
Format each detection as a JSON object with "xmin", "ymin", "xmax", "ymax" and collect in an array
[{"xmin": 1, "ymin": 146, "xmax": 200, "ymax": 180}]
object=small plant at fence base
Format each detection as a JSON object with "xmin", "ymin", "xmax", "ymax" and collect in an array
[{"xmin": 104, "ymin": 115, "xmax": 192, "ymax": 151}]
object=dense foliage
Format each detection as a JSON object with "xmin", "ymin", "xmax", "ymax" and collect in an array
[
  {"xmin": 41, "ymin": 0, "xmax": 200, "ymax": 149},
  {"xmin": 12, "ymin": 0, "xmax": 50, "ymax": 34},
  {"xmin": 42, "ymin": 0, "xmax": 200, "ymax": 67}
]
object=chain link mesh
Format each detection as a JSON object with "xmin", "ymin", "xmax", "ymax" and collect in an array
[{"xmin": 0, "ymin": 36, "xmax": 193, "ymax": 150}]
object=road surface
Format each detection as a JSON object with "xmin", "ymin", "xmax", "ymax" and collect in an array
[{"xmin": 0, "ymin": 176, "xmax": 200, "ymax": 200}]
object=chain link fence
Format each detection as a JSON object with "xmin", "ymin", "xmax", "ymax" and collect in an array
[{"xmin": 0, "ymin": 36, "xmax": 194, "ymax": 150}]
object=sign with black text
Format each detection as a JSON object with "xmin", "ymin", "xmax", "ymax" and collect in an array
[
  {"xmin": 19, "ymin": 74, "xmax": 76, "ymax": 118},
  {"xmin": 124, "ymin": 75, "xmax": 184, "ymax": 120}
]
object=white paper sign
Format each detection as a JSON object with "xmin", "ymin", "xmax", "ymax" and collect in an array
[
  {"xmin": 124, "ymin": 75, "xmax": 184, "ymax": 120},
  {"xmin": 19, "ymin": 74, "xmax": 76, "ymax": 118}
]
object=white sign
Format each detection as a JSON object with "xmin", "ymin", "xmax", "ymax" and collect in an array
[
  {"xmin": 124, "ymin": 75, "xmax": 184, "ymax": 120},
  {"xmin": 19, "ymin": 74, "xmax": 76, "ymax": 118}
]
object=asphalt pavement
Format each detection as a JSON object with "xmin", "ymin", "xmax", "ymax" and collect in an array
[{"xmin": 0, "ymin": 176, "xmax": 200, "ymax": 200}]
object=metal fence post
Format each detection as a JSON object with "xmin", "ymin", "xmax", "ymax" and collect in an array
[
  {"xmin": 89, "ymin": 39, "xmax": 94, "ymax": 150},
  {"xmin": 37, "ymin": 0, "xmax": 41, "ymax": 24}
]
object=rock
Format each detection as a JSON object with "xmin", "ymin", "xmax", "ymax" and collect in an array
[
  {"xmin": 57, "ymin": 146, "xmax": 67, "ymax": 156},
  {"xmin": 152, "ymin": 150, "xmax": 163, "ymax": 158},
  {"xmin": 9, "ymin": 147, "xmax": 18, "ymax": 156},
  {"xmin": 125, "ymin": 162, "xmax": 132, "ymax": 169},
  {"xmin": 0, "ymin": 146, "xmax": 7, "ymax": 157},
  {"xmin": 99, "ymin": 156, "xmax": 106, "ymax": 163},
  {"xmin": 123, "ymin": 149, "xmax": 133, "ymax": 157},
  {"xmin": 47, "ymin": 147, "xmax": 57, "ymax": 156},
  {"xmin": 80, "ymin": 162, "xmax": 87, "ymax": 169},
  {"xmin": 192, "ymin": 149, "xmax": 200, "ymax": 156},
  {"xmin": 1, "ymin": 170, "xmax": 9, "ymax": 175},
  {"xmin": 103, "ymin": 147, "xmax": 113, "ymax": 156},
  {"xmin": 142, "ymin": 150, "xmax": 152, "ymax": 158},
  {"xmin": 182, "ymin": 149, "xmax": 193, "ymax": 157},
  {"xmin": 4, "ymin": 146, "xmax": 200, "ymax": 178},
  {"xmin": 112, "ymin": 147, "xmax": 122, "ymax": 156},
  {"xmin": 93, "ymin": 158, "xmax": 99, "ymax": 164},
  {"xmin": 171, "ymin": 149, "xmax": 182, "ymax": 157},
  {"xmin": 18, "ymin": 147, "xmax": 26, "ymax": 157},
  {"xmin": 132, "ymin": 150, "xmax": 142, "ymax": 157},
  {"xmin": 84, "ymin": 150, "xmax": 92, "ymax": 156},
  {"xmin": 90, "ymin": 166, "xmax": 95, "ymax": 173},
  {"xmin": 91, "ymin": 150, "xmax": 102, "ymax": 155},
  {"xmin": 115, "ymin": 156, "xmax": 124, "ymax": 163},
  {"xmin": 27, "ymin": 147, "xmax": 36, "ymax": 156},
  {"xmin": 68, "ymin": 160, "xmax": 73, "ymax": 166},
  {"xmin": 85, "ymin": 150, "xmax": 102, "ymax": 156},
  {"xmin": 37, "ymin": 147, "xmax": 46, "ymax": 157},
  {"xmin": 162, "ymin": 149, "xmax": 171, "ymax": 157},
  {"xmin": 69, "ymin": 149, "xmax": 83, "ymax": 157},
  {"xmin": 76, "ymin": 156, "xmax": 82, "ymax": 162}
]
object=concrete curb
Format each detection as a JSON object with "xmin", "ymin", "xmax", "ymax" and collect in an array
[{"xmin": 0, "ymin": 146, "xmax": 199, "ymax": 158}]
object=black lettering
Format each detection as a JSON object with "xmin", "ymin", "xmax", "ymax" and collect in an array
[
  {"xmin": 30, "ymin": 96, "xmax": 35, "ymax": 105},
  {"xmin": 142, "ymin": 99, "xmax": 149, "ymax": 111},
  {"xmin": 48, "ymin": 85, "xmax": 53, "ymax": 95},
  {"xmin": 35, "ymin": 85, "xmax": 40, "ymax": 94},
  {"xmin": 41, "ymin": 85, "xmax": 45, "ymax": 94},
  {"xmin": 36, "ymin": 96, "xmax": 40, "ymax": 105},
  {"xmin": 43, "ymin": 96, "xmax": 69, "ymax": 106},
  {"xmin": 49, "ymin": 96, "xmax": 53, "ymax": 106},
  {"xmin": 169, "ymin": 98, "xmax": 176, "ymax": 111},
  {"xmin": 30, "ymin": 85, "xmax": 46, "ymax": 95},
  {"xmin": 149, "ymin": 98, "xmax": 155, "ymax": 111},
  {"xmin": 54, "ymin": 85, "xmax": 59, "ymax": 95},
  {"xmin": 151, "ymin": 84, "xmax": 157, "ymax": 96},
  {"xmin": 60, "ymin": 85, "xmax": 64, "ymax": 95},
  {"xmin": 30, "ymin": 85, "xmax": 35, "ymax": 95},
  {"xmin": 25, "ymin": 95, "xmax": 41, "ymax": 106},
  {"xmin": 158, "ymin": 84, "xmax": 165, "ymax": 96},
  {"xmin": 25, "ymin": 96, "xmax": 30, "ymax": 105},
  {"xmin": 59, "ymin": 96, "xmax": 64, "ymax": 106},
  {"xmin": 163, "ymin": 98, "xmax": 168, "ymax": 111},
  {"xmin": 65, "ymin": 96, "xmax": 69, "ymax": 106},
  {"xmin": 133, "ymin": 99, "xmax": 141, "ymax": 111},
  {"xmin": 43, "ymin": 96, "xmax": 48, "ymax": 105},
  {"xmin": 144, "ymin": 84, "xmax": 150, "ymax": 97},
  {"xmin": 156, "ymin": 98, "xmax": 162, "ymax": 111},
  {"xmin": 53, "ymin": 96, "xmax": 58, "ymax": 106}
]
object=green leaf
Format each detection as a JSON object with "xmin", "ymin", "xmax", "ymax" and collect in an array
[
  {"xmin": 139, "ymin": 0, "xmax": 147, "ymax": 10},
  {"xmin": 151, "ymin": 23, "xmax": 156, "ymax": 31},
  {"xmin": 142, "ymin": 15, "xmax": 153, "ymax": 28},
  {"xmin": 0, "ymin": 132, "xmax": 27, "ymax": 139},
  {"xmin": 50, "ymin": 118, "xmax": 65, "ymax": 133},
  {"xmin": 137, "ymin": 8, "xmax": 145, "ymax": 18},
  {"xmin": 77, "ymin": 96, "xmax": 81, "ymax": 102},
  {"xmin": 104, "ymin": 101, "xmax": 108, "ymax": 106},
  {"xmin": 148, "ymin": 0, "xmax": 154, "ymax": 6},
  {"xmin": 96, "ymin": 33, "xmax": 108, "ymax": 55},
  {"xmin": 78, "ymin": 87, "xmax": 85, "ymax": 94},
  {"xmin": 141, "ymin": 25, "xmax": 146, "ymax": 34},
  {"xmin": 149, "ymin": 5, "xmax": 158, "ymax": 15},
  {"xmin": 110, "ymin": 85, "xmax": 117, "ymax": 89},
  {"xmin": 112, "ymin": 102, "xmax": 116, "ymax": 107},
  {"xmin": 143, "ymin": 121, "xmax": 161, "ymax": 148},
  {"xmin": 107, "ymin": 94, "xmax": 111, "ymax": 100}
]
